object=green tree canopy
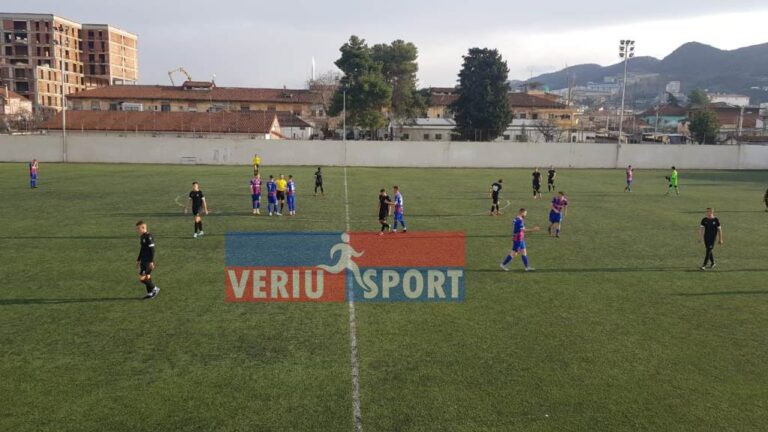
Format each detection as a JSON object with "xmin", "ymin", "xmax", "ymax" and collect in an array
[
  {"xmin": 689, "ymin": 110, "xmax": 720, "ymax": 144},
  {"xmin": 371, "ymin": 40, "xmax": 426, "ymax": 120},
  {"xmin": 329, "ymin": 36, "xmax": 392, "ymax": 133},
  {"xmin": 688, "ymin": 89, "xmax": 710, "ymax": 107},
  {"xmin": 450, "ymin": 48, "xmax": 512, "ymax": 141},
  {"xmin": 666, "ymin": 92, "xmax": 680, "ymax": 106}
]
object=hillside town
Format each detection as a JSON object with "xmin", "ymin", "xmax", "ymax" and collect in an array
[{"xmin": 2, "ymin": 12, "xmax": 767, "ymax": 144}]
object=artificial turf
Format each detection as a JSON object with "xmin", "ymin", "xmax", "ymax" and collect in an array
[{"xmin": 1, "ymin": 163, "xmax": 766, "ymax": 431}]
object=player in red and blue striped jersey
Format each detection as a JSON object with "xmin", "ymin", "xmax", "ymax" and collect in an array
[
  {"xmin": 266, "ymin": 175, "xmax": 278, "ymax": 216},
  {"xmin": 287, "ymin": 175, "xmax": 297, "ymax": 216},
  {"xmin": 392, "ymin": 186, "xmax": 407, "ymax": 233},
  {"xmin": 29, "ymin": 159, "xmax": 39, "ymax": 188},
  {"xmin": 500, "ymin": 208, "xmax": 539, "ymax": 271},
  {"xmin": 250, "ymin": 174, "xmax": 262, "ymax": 215},
  {"xmin": 548, "ymin": 191, "xmax": 568, "ymax": 238}
]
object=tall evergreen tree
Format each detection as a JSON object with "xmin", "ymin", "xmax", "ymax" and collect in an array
[
  {"xmin": 450, "ymin": 48, "xmax": 512, "ymax": 141},
  {"xmin": 329, "ymin": 36, "xmax": 391, "ymax": 135},
  {"xmin": 371, "ymin": 40, "xmax": 427, "ymax": 121}
]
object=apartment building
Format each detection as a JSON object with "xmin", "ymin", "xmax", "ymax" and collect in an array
[
  {"xmin": 81, "ymin": 24, "xmax": 138, "ymax": 86},
  {"xmin": 0, "ymin": 13, "xmax": 137, "ymax": 113}
]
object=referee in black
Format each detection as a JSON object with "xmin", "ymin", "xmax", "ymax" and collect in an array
[
  {"xmin": 136, "ymin": 221, "xmax": 160, "ymax": 299},
  {"xmin": 378, "ymin": 188, "xmax": 393, "ymax": 235},
  {"xmin": 314, "ymin": 167, "xmax": 324, "ymax": 196},
  {"xmin": 699, "ymin": 208, "xmax": 723, "ymax": 270},
  {"xmin": 489, "ymin": 179, "xmax": 503, "ymax": 216}
]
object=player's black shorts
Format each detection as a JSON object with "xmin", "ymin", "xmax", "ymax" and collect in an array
[
  {"xmin": 276, "ymin": 191, "xmax": 286, "ymax": 200},
  {"xmin": 192, "ymin": 206, "xmax": 201, "ymax": 216},
  {"xmin": 139, "ymin": 262, "xmax": 153, "ymax": 276},
  {"xmin": 491, "ymin": 193, "xmax": 499, "ymax": 204},
  {"xmin": 547, "ymin": 178, "xmax": 554, "ymax": 184},
  {"xmin": 533, "ymin": 182, "xmax": 541, "ymax": 190},
  {"xmin": 379, "ymin": 210, "xmax": 388, "ymax": 220}
]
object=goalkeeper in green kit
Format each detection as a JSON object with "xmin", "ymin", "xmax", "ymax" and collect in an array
[{"xmin": 665, "ymin": 166, "xmax": 680, "ymax": 196}]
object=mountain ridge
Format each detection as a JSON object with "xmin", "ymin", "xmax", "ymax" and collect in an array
[{"xmin": 522, "ymin": 41, "xmax": 768, "ymax": 103}]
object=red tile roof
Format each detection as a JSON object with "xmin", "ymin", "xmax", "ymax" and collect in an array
[
  {"xmin": 429, "ymin": 91, "xmax": 567, "ymax": 109},
  {"xmin": 640, "ymin": 105, "xmax": 687, "ymax": 117},
  {"xmin": 41, "ymin": 110, "xmax": 281, "ymax": 135},
  {"xmin": 273, "ymin": 111, "xmax": 314, "ymax": 128},
  {"xmin": 1, "ymin": 88, "xmax": 28, "ymax": 101},
  {"xmin": 507, "ymin": 93, "xmax": 567, "ymax": 109},
  {"xmin": 67, "ymin": 85, "xmax": 323, "ymax": 105}
]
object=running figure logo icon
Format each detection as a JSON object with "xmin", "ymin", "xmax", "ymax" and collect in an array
[
  {"xmin": 316, "ymin": 233, "xmax": 368, "ymax": 291},
  {"xmin": 225, "ymin": 231, "xmax": 465, "ymax": 302}
]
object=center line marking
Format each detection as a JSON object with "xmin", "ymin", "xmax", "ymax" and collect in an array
[{"xmin": 344, "ymin": 166, "xmax": 363, "ymax": 432}]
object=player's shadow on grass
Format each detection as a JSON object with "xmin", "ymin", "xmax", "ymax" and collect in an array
[
  {"xmin": 467, "ymin": 267, "xmax": 766, "ymax": 273},
  {"xmin": 683, "ymin": 171, "xmax": 768, "ymax": 184},
  {"xmin": 0, "ymin": 297, "xmax": 140, "ymax": 306},
  {"xmin": 679, "ymin": 210, "xmax": 764, "ymax": 213},
  {"xmin": 0, "ymin": 235, "xmax": 128, "ymax": 240},
  {"xmin": 672, "ymin": 290, "xmax": 768, "ymax": 296},
  {"xmin": 110, "ymin": 212, "xmax": 245, "ymax": 218}
]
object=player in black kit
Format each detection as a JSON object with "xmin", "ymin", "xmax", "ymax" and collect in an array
[
  {"xmin": 378, "ymin": 189, "xmax": 393, "ymax": 235},
  {"xmin": 489, "ymin": 179, "xmax": 503, "ymax": 216},
  {"xmin": 699, "ymin": 208, "xmax": 723, "ymax": 270},
  {"xmin": 136, "ymin": 221, "xmax": 160, "ymax": 299},
  {"xmin": 547, "ymin": 166, "xmax": 557, "ymax": 192},
  {"xmin": 532, "ymin": 168, "xmax": 542, "ymax": 199},
  {"xmin": 314, "ymin": 167, "xmax": 324, "ymax": 196},
  {"xmin": 185, "ymin": 181, "xmax": 209, "ymax": 238}
]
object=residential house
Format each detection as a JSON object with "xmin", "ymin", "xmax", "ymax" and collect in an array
[
  {"xmin": 275, "ymin": 111, "xmax": 315, "ymax": 140},
  {"xmin": 1, "ymin": 86, "xmax": 32, "ymax": 115},
  {"xmin": 639, "ymin": 105, "xmax": 688, "ymax": 132},
  {"xmin": 687, "ymin": 103, "xmax": 765, "ymax": 142}
]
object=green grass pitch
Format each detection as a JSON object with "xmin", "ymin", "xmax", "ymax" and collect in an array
[{"xmin": 1, "ymin": 163, "xmax": 767, "ymax": 431}]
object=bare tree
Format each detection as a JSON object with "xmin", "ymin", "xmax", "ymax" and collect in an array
[
  {"xmin": 534, "ymin": 119, "xmax": 562, "ymax": 142},
  {"xmin": 306, "ymin": 70, "xmax": 341, "ymax": 135}
]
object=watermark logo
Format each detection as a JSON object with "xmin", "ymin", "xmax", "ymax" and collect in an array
[{"xmin": 225, "ymin": 232, "xmax": 465, "ymax": 302}]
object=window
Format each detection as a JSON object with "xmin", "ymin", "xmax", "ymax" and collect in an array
[
  {"xmin": 503, "ymin": 134, "xmax": 511, "ymax": 141},
  {"xmin": 267, "ymin": 105, "xmax": 276, "ymax": 111},
  {"xmin": 518, "ymin": 113, "xmax": 527, "ymax": 119},
  {"xmin": 4, "ymin": 47, "xmax": 11, "ymax": 56},
  {"xmin": 532, "ymin": 113, "xmax": 539, "ymax": 120},
  {"xmin": 423, "ymin": 133, "xmax": 430, "ymax": 140},
  {"xmin": 435, "ymin": 134, "xmax": 443, "ymax": 140},
  {"xmin": 402, "ymin": 133, "xmax": 410, "ymax": 140},
  {"xmin": 91, "ymin": 102, "xmax": 101, "ymax": 111},
  {"xmin": 161, "ymin": 103, "xmax": 171, "ymax": 112},
  {"xmin": 88, "ymin": 42, "xmax": 94, "ymax": 51},
  {"xmin": 240, "ymin": 104, "xmax": 250, "ymax": 112}
]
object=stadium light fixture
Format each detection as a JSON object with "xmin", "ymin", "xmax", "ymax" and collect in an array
[{"xmin": 617, "ymin": 39, "xmax": 636, "ymax": 145}]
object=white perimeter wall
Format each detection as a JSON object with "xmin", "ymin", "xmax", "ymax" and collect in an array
[{"xmin": 1, "ymin": 134, "xmax": 767, "ymax": 169}]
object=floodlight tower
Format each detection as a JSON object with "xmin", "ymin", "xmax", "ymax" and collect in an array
[{"xmin": 617, "ymin": 39, "xmax": 635, "ymax": 143}]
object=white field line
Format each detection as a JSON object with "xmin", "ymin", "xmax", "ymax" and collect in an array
[
  {"xmin": 344, "ymin": 167, "xmax": 363, "ymax": 432},
  {"xmin": 471, "ymin": 199, "xmax": 511, "ymax": 216}
]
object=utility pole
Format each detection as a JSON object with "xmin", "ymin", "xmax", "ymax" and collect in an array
[
  {"xmin": 54, "ymin": 34, "xmax": 68, "ymax": 162},
  {"xmin": 342, "ymin": 86, "xmax": 347, "ymax": 142}
]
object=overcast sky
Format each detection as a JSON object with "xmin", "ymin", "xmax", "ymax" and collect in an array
[{"xmin": 6, "ymin": 1, "xmax": 768, "ymax": 88}]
